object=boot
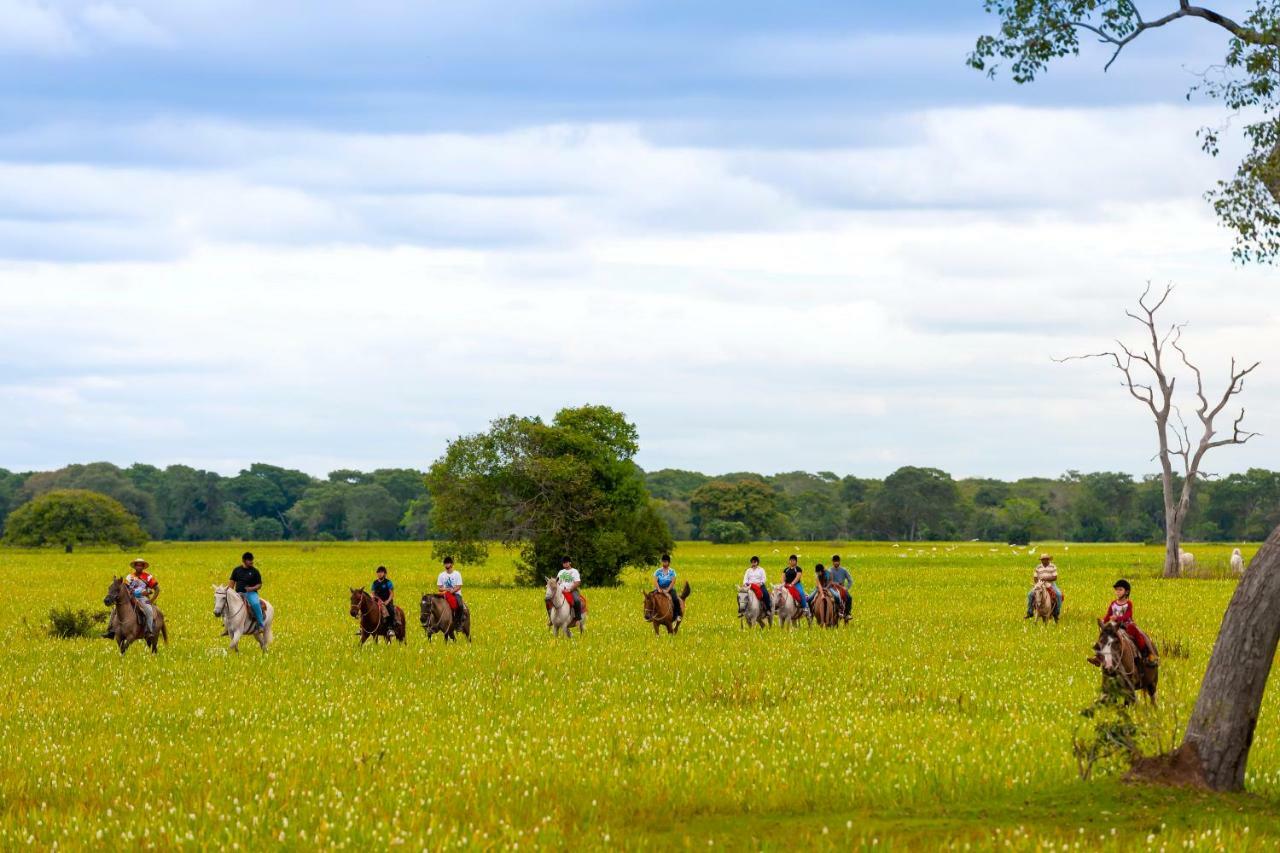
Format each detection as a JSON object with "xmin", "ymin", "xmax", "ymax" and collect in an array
[
  {"xmin": 101, "ymin": 629, "xmax": 115, "ymax": 639},
  {"xmin": 1144, "ymin": 649, "xmax": 1160, "ymax": 667}
]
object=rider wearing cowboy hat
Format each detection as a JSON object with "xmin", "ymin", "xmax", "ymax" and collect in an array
[
  {"xmin": 122, "ymin": 557, "xmax": 159, "ymax": 637},
  {"xmin": 1024, "ymin": 553, "xmax": 1062, "ymax": 619}
]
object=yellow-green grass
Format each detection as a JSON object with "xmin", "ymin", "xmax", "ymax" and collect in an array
[{"xmin": 0, "ymin": 540, "xmax": 1276, "ymax": 850}]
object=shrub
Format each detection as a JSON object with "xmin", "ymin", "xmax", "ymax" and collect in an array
[
  {"xmin": 4, "ymin": 490, "xmax": 147, "ymax": 553},
  {"xmin": 703, "ymin": 519, "xmax": 752, "ymax": 544},
  {"xmin": 48, "ymin": 606, "xmax": 107, "ymax": 639},
  {"xmin": 250, "ymin": 517, "xmax": 285, "ymax": 541}
]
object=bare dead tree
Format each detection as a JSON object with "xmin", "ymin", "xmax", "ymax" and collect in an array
[{"xmin": 1058, "ymin": 284, "xmax": 1259, "ymax": 577}]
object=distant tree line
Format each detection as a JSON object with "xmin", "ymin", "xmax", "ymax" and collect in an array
[
  {"xmin": 0, "ymin": 462, "xmax": 434, "ymax": 542},
  {"xmin": 1, "ymin": 460, "xmax": 1276, "ymax": 544},
  {"xmin": 646, "ymin": 466, "xmax": 1280, "ymax": 544}
]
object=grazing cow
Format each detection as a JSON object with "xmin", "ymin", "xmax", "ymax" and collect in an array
[
  {"xmin": 1179, "ymin": 550, "xmax": 1196, "ymax": 572},
  {"xmin": 1230, "ymin": 548, "xmax": 1245, "ymax": 575}
]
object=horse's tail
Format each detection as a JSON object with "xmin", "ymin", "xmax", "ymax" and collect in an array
[
  {"xmin": 680, "ymin": 581, "xmax": 691, "ymax": 600},
  {"xmin": 160, "ymin": 622, "xmax": 169, "ymax": 644}
]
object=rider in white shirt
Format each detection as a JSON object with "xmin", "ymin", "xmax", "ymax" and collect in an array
[
  {"xmin": 741, "ymin": 555, "xmax": 770, "ymax": 616},
  {"xmin": 437, "ymin": 556, "xmax": 465, "ymax": 616},
  {"xmin": 557, "ymin": 556, "xmax": 583, "ymax": 620}
]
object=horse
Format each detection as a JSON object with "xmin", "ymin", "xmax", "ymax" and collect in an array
[
  {"xmin": 736, "ymin": 584, "xmax": 771, "ymax": 629},
  {"xmin": 643, "ymin": 582, "xmax": 691, "ymax": 635},
  {"xmin": 1090, "ymin": 620, "xmax": 1158, "ymax": 704},
  {"xmin": 1031, "ymin": 580, "xmax": 1058, "ymax": 624},
  {"xmin": 419, "ymin": 593, "xmax": 471, "ymax": 643},
  {"xmin": 212, "ymin": 585, "xmax": 273, "ymax": 653},
  {"xmin": 811, "ymin": 586, "xmax": 840, "ymax": 628},
  {"xmin": 545, "ymin": 577, "xmax": 586, "ymax": 638},
  {"xmin": 103, "ymin": 577, "xmax": 167, "ymax": 656},
  {"xmin": 349, "ymin": 587, "xmax": 405, "ymax": 644},
  {"xmin": 770, "ymin": 584, "xmax": 809, "ymax": 628}
]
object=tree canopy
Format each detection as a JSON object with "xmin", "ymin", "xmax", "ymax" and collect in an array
[
  {"xmin": 427, "ymin": 405, "xmax": 673, "ymax": 585},
  {"xmin": 3, "ymin": 489, "xmax": 148, "ymax": 552},
  {"xmin": 971, "ymin": 0, "xmax": 1280, "ymax": 262}
]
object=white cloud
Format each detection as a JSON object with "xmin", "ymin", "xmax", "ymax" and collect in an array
[
  {"xmin": 81, "ymin": 3, "xmax": 171, "ymax": 47},
  {"xmin": 0, "ymin": 104, "xmax": 1274, "ymax": 477},
  {"xmin": 0, "ymin": 0, "xmax": 78, "ymax": 56}
]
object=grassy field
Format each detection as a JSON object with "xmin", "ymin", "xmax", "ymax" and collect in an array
[{"xmin": 0, "ymin": 540, "xmax": 1277, "ymax": 850}]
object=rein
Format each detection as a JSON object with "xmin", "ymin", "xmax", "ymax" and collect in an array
[{"xmin": 354, "ymin": 591, "xmax": 383, "ymax": 634}]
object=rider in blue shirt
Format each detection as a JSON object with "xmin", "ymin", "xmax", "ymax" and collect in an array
[{"xmin": 654, "ymin": 554, "xmax": 682, "ymax": 624}]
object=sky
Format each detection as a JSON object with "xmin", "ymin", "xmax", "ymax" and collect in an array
[{"xmin": 0, "ymin": 0, "xmax": 1276, "ymax": 480}]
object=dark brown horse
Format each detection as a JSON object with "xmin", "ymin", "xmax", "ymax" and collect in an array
[
  {"xmin": 1090, "ymin": 620, "xmax": 1158, "ymax": 704},
  {"xmin": 419, "ymin": 593, "xmax": 471, "ymax": 643},
  {"xmin": 103, "ymin": 577, "xmax": 167, "ymax": 655},
  {"xmin": 643, "ymin": 582, "xmax": 690, "ymax": 635},
  {"xmin": 349, "ymin": 588, "xmax": 405, "ymax": 644}
]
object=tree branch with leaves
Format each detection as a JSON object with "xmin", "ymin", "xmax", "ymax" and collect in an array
[{"xmin": 971, "ymin": 1, "xmax": 1280, "ymax": 262}]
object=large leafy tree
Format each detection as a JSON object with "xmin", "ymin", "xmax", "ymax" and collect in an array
[
  {"xmin": 870, "ymin": 466, "xmax": 961, "ymax": 541},
  {"xmin": 689, "ymin": 478, "xmax": 781, "ymax": 540},
  {"xmin": 3, "ymin": 489, "xmax": 147, "ymax": 552},
  {"xmin": 21, "ymin": 462, "xmax": 162, "ymax": 538},
  {"xmin": 971, "ymin": 1, "xmax": 1280, "ymax": 262},
  {"xmin": 427, "ymin": 405, "xmax": 673, "ymax": 586}
]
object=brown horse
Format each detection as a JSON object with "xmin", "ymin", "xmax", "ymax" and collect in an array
[
  {"xmin": 1090, "ymin": 620, "xmax": 1158, "ymax": 704},
  {"xmin": 419, "ymin": 593, "xmax": 471, "ymax": 643},
  {"xmin": 643, "ymin": 582, "xmax": 690, "ymax": 635},
  {"xmin": 103, "ymin": 577, "xmax": 167, "ymax": 656},
  {"xmin": 811, "ymin": 586, "xmax": 841, "ymax": 628},
  {"xmin": 348, "ymin": 588, "xmax": 405, "ymax": 644},
  {"xmin": 1031, "ymin": 580, "xmax": 1057, "ymax": 624}
]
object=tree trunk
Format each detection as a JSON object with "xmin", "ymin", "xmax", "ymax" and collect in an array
[
  {"xmin": 1163, "ymin": 528, "xmax": 1182, "ymax": 578},
  {"xmin": 1180, "ymin": 524, "xmax": 1280, "ymax": 790}
]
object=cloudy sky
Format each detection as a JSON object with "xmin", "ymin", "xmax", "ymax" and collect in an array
[{"xmin": 0, "ymin": 0, "xmax": 1275, "ymax": 479}]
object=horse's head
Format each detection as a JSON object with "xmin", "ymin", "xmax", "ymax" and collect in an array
[
  {"xmin": 212, "ymin": 584, "xmax": 228, "ymax": 617},
  {"xmin": 104, "ymin": 577, "xmax": 124, "ymax": 607},
  {"xmin": 349, "ymin": 587, "xmax": 367, "ymax": 617},
  {"xmin": 643, "ymin": 589, "xmax": 659, "ymax": 622},
  {"xmin": 1094, "ymin": 621, "xmax": 1124, "ymax": 676},
  {"xmin": 736, "ymin": 585, "xmax": 751, "ymax": 613},
  {"xmin": 419, "ymin": 593, "xmax": 442, "ymax": 627}
]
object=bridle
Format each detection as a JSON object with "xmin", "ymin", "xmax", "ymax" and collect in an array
[
  {"xmin": 217, "ymin": 587, "xmax": 249, "ymax": 627},
  {"xmin": 351, "ymin": 589, "xmax": 383, "ymax": 634}
]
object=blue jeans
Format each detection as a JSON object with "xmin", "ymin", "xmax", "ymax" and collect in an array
[
  {"xmin": 244, "ymin": 590, "xmax": 265, "ymax": 627},
  {"xmin": 1026, "ymin": 584, "xmax": 1061, "ymax": 617}
]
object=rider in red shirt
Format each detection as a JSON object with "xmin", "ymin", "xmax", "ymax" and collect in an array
[{"xmin": 1093, "ymin": 579, "xmax": 1158, "ymax": 666}]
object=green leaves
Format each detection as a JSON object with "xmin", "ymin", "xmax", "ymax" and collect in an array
[
  {"xmin": 3, "ymin": 489, "xmax": 147, "ymax": 551},
  {"xmin": 426, "ymin": 405, "xmax": 672, "ymax": 586}
]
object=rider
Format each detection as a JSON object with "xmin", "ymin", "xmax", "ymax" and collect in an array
[
  {"xmin": 123, "ymin": 557, "xmax": 159, "ymax": 637},
  {"xmin": 371, "ymin": 565, "xmax": 397, "ymax": 635},
  {"xmin": 781, "ymin": 555, "xmax": 808, "ymax": 616},
  {"xmin": 557, "ymin": 556, "xmax": 583, "ymax": 622},
  {"xmin": 437, "ymin": 557, "xmax": 465, "ymax": 620},
  {"xmin": 808, "ymin": 563, "xmax": 839, "ymax": 615},
  {"xmin": 742, "ymin": 556, "xmax": 770, "ymax": 616},
  {"xmin": 229, "ymin": 552, "xmax": 265, "ymax": 633},
  {"xmin": 654, "ymin": 554, "xmax": 682, "ymax": 625},
  {"xmin": 828, "ymin": 554, "xmax": 852, "ymax": 615},
  {"xmin": 1024, "ymin": 553, "xmax": 1063, "ymax": 619},
  {"xmin": 1091, "ymin": 579, "xmax": 1159, "ymax": 667}
]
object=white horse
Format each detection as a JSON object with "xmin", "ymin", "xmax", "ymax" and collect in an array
[
  {"xmin": 213, "ymin": 585, "xmax": 274, "ymax": 652},
  {"xmin": 544, "ymin": 577, "xmax": 584, "ymax": 639},
  {"xmin": 736, "ymin": 584, "xmax": 770, "ymax": 629},
  {"xmin": 770, "ymin": 584, "xmax": 808, "ymax": 628}
]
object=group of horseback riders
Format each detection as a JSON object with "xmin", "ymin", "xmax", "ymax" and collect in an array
[
  {"xmin": 105, "ymin": 551, "xmax": 269, "ymax": 641},
  {"xmin": 740, "ymin": 553, "xmax": 853, "ymax": 620},
  {"xmin": 1023, "ymin": 552, "xmax": 1159, "ymax": 668},
  {"xmin": 363, "ymin": 556, "xmax": 468, "ymax": 637}
]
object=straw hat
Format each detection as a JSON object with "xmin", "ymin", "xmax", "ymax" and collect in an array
[
  {"xmin": 1039, "ymin": 553, "xmax": 1052, "ymax": 561},
  {"xmin": 129, "ymin": 557, "xmax": 150, "ymax": 570}
]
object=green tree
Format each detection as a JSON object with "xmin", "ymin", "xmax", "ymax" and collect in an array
[
  {"xmin": 427, "ymin": 405, "xmax": 673, "ymax": 586},
  {"xmin": 224, "ymin": 464, "xmax": 314, "ymax": 519},
  {"xmin": 21, "ymin": 462, "xmax": 162, "ymax": 538},
  {"xmin": 344, "ymin": 484, "xmax": 403, "ymax": 541},
  {"xmin": 870, "ymin": 466, "xmax": 960, "ymax": 541},
  {"xmin": 971, "ymin": 0, "xmax": 1280, "ymax": 262},
  {"xmin": 653, "ymin": 498, "xmax": 693, "ymax": 540},
  {"xmin": 250, "ymin": 517, "xmax": 285, "ymax": 540},
  {"xmin": 703, "ymin": 519, "xmax": 752, "ymax": 544},
  {"xmin": 286, "ymin": 482, "xmax": 350, "ymax": 539},
  {"xmin": 644, "ymin": 469, "xmax": 711, "ymax": 501},
  {"xmin": 400, "ymin": 496, "xmax": 435, "ymax": 540},
  {"xmin": 689, "ymin": 478, "xmax": 780, "ymax": 539},
  {"xmin": 3, "ymin": 489, "xmax": 147, "ymax": 552}
]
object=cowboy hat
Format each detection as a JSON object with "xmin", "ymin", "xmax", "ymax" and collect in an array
[
  {"xmin": 129, "ymin": 557, "xmax": 150, "ymax": 570},
  {"xmin": 1039, "ymin": 553, "xmax": 1052, "ymax": 560}
]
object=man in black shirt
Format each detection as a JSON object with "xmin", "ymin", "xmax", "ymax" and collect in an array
[
  {"xmin": 371, "ymin": 565, "xmax": 397, "ymax": 636},
  {"xmin": 230, "ymin": 552, "xmax": 265, "ymax": 632}
]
